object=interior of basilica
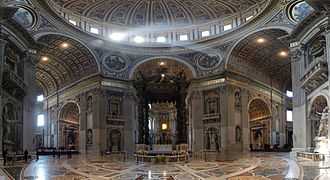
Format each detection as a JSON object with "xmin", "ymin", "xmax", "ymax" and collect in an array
[{"xmin": 1, "ymin": 0, "xmax": 330, "ymax": 179}]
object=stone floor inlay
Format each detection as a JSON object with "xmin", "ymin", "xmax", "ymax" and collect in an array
[{"xmin": 18, "ymin": 152, "xmax": 299, "ymax": 180}]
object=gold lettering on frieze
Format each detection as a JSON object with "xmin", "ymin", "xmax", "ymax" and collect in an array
[
  {"xmin": 200, "ymin": 78, "xmax": 225, "ymax": 87},
  {"xmin": 101, "ymin": 81, "xmax": 131, "ymax": 89}
]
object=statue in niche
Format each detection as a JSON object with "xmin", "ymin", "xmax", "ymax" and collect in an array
[
  {"xmin": 87, "ymin": 129, "xmax": 93, "ymax": 145},
  {"xmin": 317, "ymin": 107, "xmax": 329, "ymax": 137},
  {"xmin": 236, "ymin": 126, "xmax": 242, "ymax": 143},
  {"xmin": 234, "ymin": 90, "xmax": 241, "ymax": 108},
  {"xmin": 214, "ymin": 133, "xmax": 220, "ymax": 152},
  {"xmin": 87, "ymin": 96, "xmax": 92, "ymax": 112}
]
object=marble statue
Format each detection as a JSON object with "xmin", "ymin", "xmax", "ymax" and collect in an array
[
  {"xmin": 314, "ymin": 107, "xmax": 329, "ymax": 154},
  {"xmin": 317, "ymin": 107, "xmax": 328, "ymax": 137},
  {"xmin": 87, "ymin": 129, "xmax": 93, "ymax": 145}
]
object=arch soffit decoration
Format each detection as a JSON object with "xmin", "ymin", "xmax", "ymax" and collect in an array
[
  {"xmin": 58, "ymin": 101, "xmax": 81, "ymax": 123},
  {"xmin": 248, "ymin": 98, "xmax": 271, "ymax": 121},
  {"xmin": 225, "ymin": 27, "xmax": 292, "ymax": 84},
  {"xmin": 308, "ymin": 94, "xmax": 329, "ymax": 117},
  {"xmin": 297, "ymin": 18, "xmax": 328, "ymax": 46},
  {"xmin": 225, "ymin": 26, "xmax": 293, "ymax": 69},
  {"xmin": 34, "ymin": 32, "xmax": 101, "ymax": 72},
  {"xmin": 36, "ymin": 33, "xmax": 100, "ymax": 95},
  {"xmin": 128, "ymin": 56, "xmax": 198, "ymax": 80}
]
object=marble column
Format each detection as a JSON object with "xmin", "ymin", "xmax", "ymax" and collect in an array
[{"xmin": 23, "ymin": 51, "xmax": 38, "ymax": 152}]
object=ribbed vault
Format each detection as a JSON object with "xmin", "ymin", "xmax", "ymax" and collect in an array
[{"xmin": 36, "ymin": 34, "xmax": 98, "ymax": 95}]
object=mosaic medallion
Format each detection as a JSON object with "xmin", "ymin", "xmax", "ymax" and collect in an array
[
  {"xmin": 103, "ymin": 55, "xmax": 127, "ymax": 72},
  {"xmin": 13, "ymin": 7, "xmax": 36, "ymax": 28},
  {"xmin": 288, "ymin": 0, "xmax": 314, "ymax": 22},
  {"xmin": 194, "ymin": 53, "xmax": 222, "ymax": 70}
]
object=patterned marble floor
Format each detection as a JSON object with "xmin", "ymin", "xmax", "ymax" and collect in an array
[{"xmin": 19, "ymin": 152, "xmax": 297, "ymax": 180}]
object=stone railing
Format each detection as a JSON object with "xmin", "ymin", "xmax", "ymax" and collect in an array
[
  {"xmin": 302, "ymin": 57, "xmax": 327, "ymax": 80},
  {"xmin": 301, "ymin": 57, "xmax": 328, "ymax": 93}
]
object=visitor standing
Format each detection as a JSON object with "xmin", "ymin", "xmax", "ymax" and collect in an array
[
  {"xmin": 57, "ymin": 149, "xmax": 61, "ymax": 159},
  {"xmin": 24, "ymin": 150, "xmax": 28, "ymax": 163},
  {"xmin": 3, "ymin": 149, "xmax": 8, "ymax": 166},
  {"xmin": 52, "ymin": 148, "xmax": 56, "ymax": 159},
  {"xmin": 36, "ymin": 149, "xmax": 39, "ymax": 161}
]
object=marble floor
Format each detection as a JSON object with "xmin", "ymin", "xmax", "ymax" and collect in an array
[
  {"xmin": 2, "ymin": 152, "xmax": 330, "ymax": 180},
  {"xmin": 1, "ymin": 152, "xmax": 304, "ymax": 180}
]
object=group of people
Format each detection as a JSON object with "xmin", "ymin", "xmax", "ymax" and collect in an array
[
  {"xmin": 2, "ymin": 149, "xmax": 29, "ymax": 166},
  {"xmin": 2, "ymin": 148, "xmax": 73, "ymax": 166}
]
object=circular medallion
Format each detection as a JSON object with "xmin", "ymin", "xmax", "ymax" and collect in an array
[
  {"xmin": 13, "ymin": 7, "xmax": 36, "ymax": 28},
  {"xmin": 195, "ymin": 53, "xmax": 222, "ymax": 70},
  {"xmin": 103, "ymin": 55, "xmax": 127, "ymax": 72}
]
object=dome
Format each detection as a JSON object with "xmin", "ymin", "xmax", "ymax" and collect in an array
[{"xmin": 50, "ymin": 0, "xmax": 268, "ymax": 28}]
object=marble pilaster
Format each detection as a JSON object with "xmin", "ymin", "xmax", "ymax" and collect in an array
[
  {"xmin": 290, "ymin": 46, "xmax": 308, "ymax": 157},
  {"xmin": 324, "ymin": 26, "xmax": 330, "ymax": 150},
  {"xmin": 23, "ymin": 51, "xmax": 38, "ymax": 151},
  {"xmin": 0, "ymin": 38, "xmax": 7, "ymax": 153}
]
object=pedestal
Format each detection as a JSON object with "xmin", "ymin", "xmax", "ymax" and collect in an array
[{"xmin": 314, "ymin": 137, "xmax": 329, "ymax": 155}]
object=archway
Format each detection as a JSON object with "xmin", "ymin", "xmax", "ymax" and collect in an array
[
  {"xmin": 133, "ymin": 58, "xmax": 193, "ymax": 149},
  {"xmin": 108, "ymin": 129, "xmax": 122, "ymax": 152},
  {"xmin": 226, "ymin": 29, "xmax": 290, "ymax": 89},
  {"xmin": 309, "ymin": 95, "xmax": 328, "ymax": 147},
  {"xmin": 59, "ymin": 102, "xmax": 80, "ymax": 150},
  {"xmin": 248, "ymin": 99, "xmax": 271, "ymax": 151},
  {"xmin": 36, "ymin": 34, "xmax": 99, "ymax": 95}
]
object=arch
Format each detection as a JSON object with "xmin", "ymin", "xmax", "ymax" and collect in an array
[
  {"xmin": 34, "ymin": 32, "xmax": 101, "ymax": 73},
  {"xmin": 248, "ymin": 98, "xmax": 272, "ymax": 151},
  {"xmin": 225, "ymin": 27, "xmax": 292, "ymax": 89},
  {"xmin": 35, "ymin": 33, "xmax": 100, "ymax": 95},
  {"xmin": 308, "ymin": 95, "xmax": 328, "ymax": 117},
  {"xmin": 248, "ymin": 98, "xmax": 271, "ymax": 121},
  {"xmin": 128, "ymin": 56, "xmax": 197, "ymax": 80},
  {"xmin": 225, "ymin": 26, "xmax": 292, "ymax": 69},
  {"xmin": 58, "ymin": 101, "xmax": 81, "ymax": 150},
  {"xmin": 59, "ymin": 101, "xmax": 81, "ymax": 116},
  {"xmin": 109, "ymin": 129, "xmax": 122, "ymax": 152}
]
